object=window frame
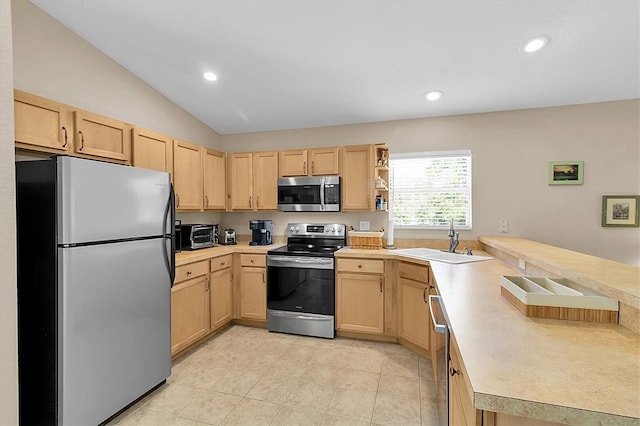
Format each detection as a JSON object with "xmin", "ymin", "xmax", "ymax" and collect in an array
[{"xmin": 389, "ymin": 150, "xmax": 473, "ymax": 230}]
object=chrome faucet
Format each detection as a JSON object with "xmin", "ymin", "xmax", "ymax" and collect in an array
[{"xmin": 448, "ymin": 218, "xmax": 459, "ymax": 253}]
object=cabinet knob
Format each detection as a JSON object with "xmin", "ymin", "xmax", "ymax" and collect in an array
[
  {"xmin": 186, "ymin": 270, "xmax": 192, "ymax": 276},
  {"xmin": 449, "ymin": 366, "xmax": 460, "ymax": 377},
  {"xmin": 250, "ymin": 259, "xmax": 255, "ymax": 263},
  {"xmin": 204, "ymin": 195, "xmax": 209, "ymax": 207},
  {"xmin": 357, "ymin": 264, "xmax": 362, "ymax": 268},
  {"xmin": 221, "ymin": 262, "xmax": 226, "ymax": 266}
]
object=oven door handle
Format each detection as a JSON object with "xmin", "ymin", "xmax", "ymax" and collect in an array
[{"xmin": 267, "ymin": 255, "xmax": 334, "ymax": 269}]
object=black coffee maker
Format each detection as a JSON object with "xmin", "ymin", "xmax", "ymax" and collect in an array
[{"xmin": 249, "ymin": 220, "xmax": 273, "ymax": 246}]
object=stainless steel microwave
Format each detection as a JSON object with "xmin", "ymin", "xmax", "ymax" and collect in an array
[{"xmin": 277, "ymin": 176, "xmax": 340, "ymax": 212}]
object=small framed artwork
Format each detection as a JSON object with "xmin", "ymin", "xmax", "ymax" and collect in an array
[
  {"xmin": 602, "ymin": 195, "xmax": 640, "ymax": 227},
  {"xmin": 549, "ymin": 161, "xmax": 584, "ymax": 185}
]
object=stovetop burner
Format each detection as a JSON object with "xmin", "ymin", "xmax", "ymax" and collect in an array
[{"xmin": 267, "ymin": 223, "xmax": 347, "ymax": 258}]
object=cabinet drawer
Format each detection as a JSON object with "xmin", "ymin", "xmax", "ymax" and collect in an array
[
  {"xmin": 337, "ymin": 258, "xmax": 384, "ymax": 274},
  {"xmin": 398, "ymin": 262, "xmax": 430, "ymax": 283},
  {"xmin": 210, "ymin": 254, "xmax": 232, "ymax": 272},
  {"xmin": 175, "ymin": 260, "xmax": 209, "ymax": 283},
  {"xmin": 240, "ymin": 254, "xmax": 266, "ymax": 267}
]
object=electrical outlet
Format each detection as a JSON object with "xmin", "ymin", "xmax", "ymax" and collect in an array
[
  {"xmin": 360, "ymin": 221, "xmax": 370, "ymax": 231},
  {"xmin": 518, "ymin": 258, "xmax": 526, "ymax": 270},
  {"xmin": 499, "ymin": 219, "xmax": 509, "ymax": 233}
]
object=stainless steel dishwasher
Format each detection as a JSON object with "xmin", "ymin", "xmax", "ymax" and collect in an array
[{"xmin": 429, "ymin": 294, "xmax": 450, "ymax": 426}]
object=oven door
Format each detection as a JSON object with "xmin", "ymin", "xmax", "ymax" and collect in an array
[{"xmin": 267, "ymin": 255, "xmax": 335, "ymax": 315}]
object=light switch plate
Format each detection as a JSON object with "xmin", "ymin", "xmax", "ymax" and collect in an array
[{"xmin": 360, "ymin": 221, "xmax": 370, "ymax": 231}]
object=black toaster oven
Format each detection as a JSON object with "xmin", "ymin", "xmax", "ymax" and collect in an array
[{"xmin": 179, "ymin": 224, "xmax": 218, "ymax": 250}]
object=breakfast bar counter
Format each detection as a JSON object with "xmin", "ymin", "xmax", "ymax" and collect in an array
[{"xmin": 337, "ymin": 239, "xmax": 640, "ymax": 424}]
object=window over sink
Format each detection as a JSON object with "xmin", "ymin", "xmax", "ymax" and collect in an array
[{"xmin": 390, "ymin": 150, "xmax": 472, "ymax": 229}]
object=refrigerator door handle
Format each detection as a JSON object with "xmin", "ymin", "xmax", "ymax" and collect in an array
[{"xmin": 163, "ymin": 184, "xmax": 176, "ymax": 286}]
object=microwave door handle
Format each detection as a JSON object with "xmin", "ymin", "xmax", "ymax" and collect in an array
[{"xmin": 320, "ymin": 178, "xmax": 325, "ymax": 211}]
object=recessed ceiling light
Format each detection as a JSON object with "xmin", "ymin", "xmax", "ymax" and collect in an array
[
  {"xmin": 524, "ymin": 35, "xmax": 551, "ymax": 53},
  {"xmin": 424, "ymin": 90, "xmax": 444, "ymax": 101},
  {"xmin": 203, "ymin": 72, "xmax": 218, "ymax": 82}
]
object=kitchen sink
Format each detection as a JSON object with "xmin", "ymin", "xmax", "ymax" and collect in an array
[
  {"xmin": 393, "ymin": 247, "xmax": 493, "ymax": 264},
  {"xmin": 500, "ymin": 275, "xmax": 618, "ymax": 311}
]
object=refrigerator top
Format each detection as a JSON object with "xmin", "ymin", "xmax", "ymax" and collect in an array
[{"xmin": 56, "ymin": 156, "xmax": 172, "ymax": 245}]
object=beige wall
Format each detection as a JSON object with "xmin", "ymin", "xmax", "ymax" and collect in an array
[
  {"xmin": 11, "ymin": 0, "xmax": 222, "ymax": 149},
  {"xmin": 9, "ymin": 0, "xmax": 640, "ymax": 267},
  {"xmin": 0, "ymin": 0, "xmax": 18, "ymax": 422},
  {"xmin": 223, "ymin": 100, "xmax": 640, "ymax": 266}
]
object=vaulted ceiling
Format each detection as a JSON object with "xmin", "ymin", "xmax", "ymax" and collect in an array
[{"xmin": 31, "ymin": 0, "xmax": 640, "ymax": 134}]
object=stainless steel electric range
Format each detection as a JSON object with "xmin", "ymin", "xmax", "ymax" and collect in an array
[{"xmin": 266, "ymin": 223, "xmax": 347, "ymax": 339}]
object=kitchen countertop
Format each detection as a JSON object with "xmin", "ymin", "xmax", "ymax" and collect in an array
[
  {"xmin": 175, "ymin": 243, "xmax": 284, "ymax": 266},
  {"xmin": 336, "ymin": 242, "xmax": 640, "ymax": 424}
]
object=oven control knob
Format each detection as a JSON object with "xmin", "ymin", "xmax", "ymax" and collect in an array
[
  {"xmin": 294, "ymin": 226, "xmax": 300, "ymax": 232},
  {"xmin": 289, "ymin": 226, "xmax": 295, "ymax": 232}
]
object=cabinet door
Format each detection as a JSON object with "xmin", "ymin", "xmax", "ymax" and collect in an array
[
  {"xmin": 203, "ymin": 148, "xmax": 226, "ymax": 210},
  {"xmin": 132, "ymin": 127, "xmax": 172, "ymax": 173},
  {"xmin": 171, "ymin": 275, "xmax": 210, "ymax": 355},
  {"xmin": 239, "ymin": 267, "xmax": 266, "ymax": 320},
  {"xmin": 342, "ymin": 145, "xmax": 373, "ymax": 210},
  {"xmin": 14, "ymin": 90, "xmax": 71, "ymax": 153},
  {"xmin": 336, "ymin": 273, "xmax": 384, "ymax": 334},
  {"xmin": 253, "ymin": 151, "xmax": 278, "ymax": 210},
  {"xmin": 310, "ymin": 147, "xmax": 339, "ymax": 175},
  {"xmin": 173, "ymin": 139, "xmax": 203, "ymax": 211},
  {"xmin": 210, "ymin": 268, "xmax": 233, "ymax": 330},
  {"xmin": 449, "ymin": 338, "xmax": 482, "ymax": 426},
  {"xmin": 398, "ymin": 278, "xmax": 430, "ymax": 350},
  {"xmin": 279, "ymin": 149, "xmax": 308, "ymax": 176},
  {"xmin": 74, "ymin": 110, "xmax": 131, "ymax": 162},
  {"xmin": 228, "ymin": 152, "xmax": 253, "ymax": 210}
]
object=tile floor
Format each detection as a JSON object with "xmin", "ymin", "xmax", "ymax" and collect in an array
[{"xmin": 108, "ymin": 325, "xmax": 444, "ymax": 426}]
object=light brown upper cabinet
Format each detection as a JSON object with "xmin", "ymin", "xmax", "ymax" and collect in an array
[
  {"xmin": 173, "ymin": 139, "xmax": 202, "ymax": 211},
  {"xmin": 309, "ymin": 147, "xmax": 340, "ymax": 175},
  {"xmin": 203, "ymin": 148, "xmax": 226, "ymax": 211},
  {"xmin": 279, "ymin": 147, "xmax": 340, "ymax": 177},
  {"xmin": 341, "ymin": 144, "xmax": 374, "ymax": 210},
  {"xmin": 279, "ymin": 149, "xmax": 307, "ymax": 176},
  {"xmin": 14, "ymin": 90, "xmax": 72, "ymax": 154},
  {"xmin": 341, "ymin": 144, "xmax": 389, "ymax": 211},
  {"xmin": 228, "ymin": 151, "xmax": 278, "ymax": 211},
  {"xmin": 253, "ymin": 151, "xmax": 278, "ymax": 210},
  {"xmin": 228, "ymin": 152, "xmax": 253, "ymax": 210},
  {"xmin": 132, "ymin": 127, "xmax": 172, "ymax": 173},
  {"xmin": 74, "ymin": 110, "xmax": 131, "ymax": 163}
]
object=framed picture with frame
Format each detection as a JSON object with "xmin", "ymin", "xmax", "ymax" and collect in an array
[
  {"xmin": 549, "ymin": 161, "xmax": 584, "ymax": 185},
  {"xmin": 602, "ymin": 195, "xmax": 640, "ymax": 227}
]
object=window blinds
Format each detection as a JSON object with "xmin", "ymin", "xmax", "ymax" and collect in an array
[{"xmin": 390, "ymin": 151, "xmax": 472, "ymax": 229}]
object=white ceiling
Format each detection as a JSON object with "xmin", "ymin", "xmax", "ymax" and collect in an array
[{"xmin": 30, "ymin": 0, "xmax": 640, "ymax": 135}]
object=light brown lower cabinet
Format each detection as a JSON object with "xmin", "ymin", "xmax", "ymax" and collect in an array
[
  {"xmin": 238, "ymin": 254, "xmax": 267, "ymax": 320},
  {"xmin": 171, "ymin": 261, "xmax": 210, "ymax": 355},
  {"xmin": 210, "ymin": 254, "xmax": 233, "ymax": 330},
  {"xmin": 336, "ymin": 258, "xmax": 385, "ymax": 334},
  {"xmin": 397, "ymin": 262, "xmax": 432, "ymax": 355},
  {"xmin": 449, "ymin": 336, "xmax": 482, "ymax": 426}
]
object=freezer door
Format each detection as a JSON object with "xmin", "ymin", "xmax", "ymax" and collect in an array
[
  {"xmin": 57, "ymin": 156, "xmax": 171, "ymax": 244},
  {"xmin": 58, "ymin": 238, "xmax": 171, "ymax": 425}
]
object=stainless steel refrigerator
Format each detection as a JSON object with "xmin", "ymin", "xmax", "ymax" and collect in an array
[{"xmin": 16, "ymin": 156, "xmax": 175, "ymax": 425}]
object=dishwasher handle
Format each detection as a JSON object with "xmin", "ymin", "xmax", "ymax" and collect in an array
[{"xmin": 428, "ymin": 295, "xmax": 448, "ymax": 334}]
